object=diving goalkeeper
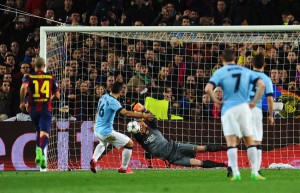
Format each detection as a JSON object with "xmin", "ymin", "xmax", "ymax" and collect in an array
[{"xmin": 132, "ymin": 103, "xmax": 227, "ymax": 168}]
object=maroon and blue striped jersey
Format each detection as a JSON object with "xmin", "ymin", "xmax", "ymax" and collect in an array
[{"xmin": 22, "ymin": 70, "xmax": 59, "ymax": 113}]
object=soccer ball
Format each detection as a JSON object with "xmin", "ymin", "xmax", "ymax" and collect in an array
[{"xmin": 127, "ymin": 121, "xmax": 141, "ymax": 133}]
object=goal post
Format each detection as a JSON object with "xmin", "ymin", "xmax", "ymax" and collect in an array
[{"xmin": 40, "ymin": 26, "xmax": 300, "ymax": 170}]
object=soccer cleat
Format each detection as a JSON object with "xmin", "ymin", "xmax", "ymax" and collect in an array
[
  {"xmin": 90, "ymin": 159, "xmax": 97, "ymax": 173},
  {"xmin": 251, "ymin": 174, "xmax": 266, "ymax": 181},
  {"xmin": 258, "ymin": 170, "xmax": 264, "ymax": 177},
  {"xmin": 35, "ymin": 147, "xmax": 42, "ymax": 166},
  {"xmin": 118, "ymin": 167, "xmax": 133, "ymax": 174},
  {"xmin": 230, "ymin": 175, "xmax": 241, "ymax": 182},
  {"xmin": 40, "ymin": 155, "xmax": 47, "ymax": 169},
  {"xmin": 227, "ymin": 166, "xmax": 233, "ymax": 177}
]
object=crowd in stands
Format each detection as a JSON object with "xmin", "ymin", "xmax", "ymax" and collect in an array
[{"xmin": 0, "ymin": 0, "xmax": 299, "ymax": 121}]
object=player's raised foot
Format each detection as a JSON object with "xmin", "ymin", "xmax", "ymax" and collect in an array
[
  {"xmin": 35, "ymin": 147, "xmax": 42, "ymax": 166},
  {"xmin": 227, "ymin": 166, "xmax": 233, "ymax": 177},
  {"xmin": 251, "ymin": 174, "xmax": 266, "ymax": 181},
  {"xmin": 40, "ymin": 155, "xmax": 47, "ymax": 169},
  {"xmin": 90, "ymin": 159, "xmax": 97, "ymax": 173},
  {"xmin": 118, "ymin": 167, "xmax": 133, "ymax": 174},
  {"xmin": 230, "ymin": 175, "xmax": 241, "ymax": 182}
]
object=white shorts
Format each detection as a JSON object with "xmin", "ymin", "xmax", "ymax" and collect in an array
[
  {"xmin": 251, "ymin": 107, "xmax": 263, "ymax": 141},
  {"xmin": 94, "ymin": 130, "xmax": 130, "ymax": 149},
  {"xmin": 221, "ymin": 103, "xmax": 253, "ymax": 138}
]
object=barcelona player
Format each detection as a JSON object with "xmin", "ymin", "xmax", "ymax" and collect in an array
[{"xmin": 20, "ymin": 57, "xmax": 60, "ymax": 169}]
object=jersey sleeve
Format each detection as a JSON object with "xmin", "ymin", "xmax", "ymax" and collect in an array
[
  {"xmin": 208, "ymin": 70, "xmax": 221, "ymax": 87},
  {"xmin": 52, "ymin": 76, "xmax": 59, "ymax": 93},
  {"xmin": 148, "ymin": 117, "xmax": 158, "ymax": 129},
  {"xmin": 265, "ymin": 78, "xmax": 274, "ymax": 96},
  {"xmin": 250, "ymin": 70, "xmax": 260, "ymax": 84},
  {"xmin": 22, "ymin": 74, "xmax": 30, "ymax": 84},
  {"xmin": 111, "ymin": 99, "xmax": 123, "ymax": 113}
]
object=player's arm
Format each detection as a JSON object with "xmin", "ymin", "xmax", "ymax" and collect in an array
[
  {"xmin": 204, "ymin": 82, "xmax": 222, "ymax": 104},
  {"xmin": 249, "ymin": 79, "xmax": 265, "ymax": 108},
  {"xmin": 51, "ymin": 91, "xmax": 60, "ymax": 100},
  {"xmin": 19, "ymin": 82, "xmax": 28, "ymax": 111},
  {"xmin": 51, "ymin": 77, "xmax": 60, "ymax": 100},
  {"xmin": 133, "ymin": 103, "xmax": 158, "ymax": 128},
  {"xmin": 267, "ymin": 95, "xmax": 274, "ymax": 125},
  {"xmin": 119, "ymin": 108, "xmax": 154, "ymax": 120}
]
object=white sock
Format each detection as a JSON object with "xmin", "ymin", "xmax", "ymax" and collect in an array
[
  {"xmin": 247, "ymin": 146, "xmax": 258, "ymax": 175},
  {"xmin": 227, "ymin": 148, "xmax": 240, "ymax": 176},
  {"xmin": 92, "ymin": 144, "xmax": 105, "ymax": 161},
  {"xmin": 257, "ymin": 148, "xmax": 262, "ymax": 171},
  {"xmin": 121, "ymin": 148, "xmax": 132, "ymax": 170}
]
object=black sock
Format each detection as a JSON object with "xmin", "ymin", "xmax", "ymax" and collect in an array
[
  {"xmin": 201, "ymin": 160, "xmax": 226, "ymax": 168},
  {"xmin": 205, "ymin": 144, "xmax": 227, "ymax": 152}
]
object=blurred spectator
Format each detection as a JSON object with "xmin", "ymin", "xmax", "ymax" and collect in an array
[
  {"xmin": 1, "ymin": 20, "xmax": 29, "ymax": 47},
  {"xmin": 93, "ymin": 0, "xmax": 123, "ymax": 21},
  {"xmin": 55, "ymin": 0, "xmax": 78, "ymax": 23},
  {"xmin": 222, "ymin": 18, "xmax": 231, "ymax": 26},
  {"xmin": 127, "ymin": 63, "xmax": 153, "ymax": 93},
  {"xmin": 0, "ymin": 43, "xmax": 8, "ymax": 63},
  {"xmin": 152, "ymin": 2, "xmax": 179, "ymax": 26},
  {"xmin": 0, "ymin": 81, "xmax": 12, "ymax": 120},
  {"xmin": 178, "ymin": 84, "xmax": 197, "ymax": 118},
  {"xmin": 12, "ymin": 62, "xmax": 30, "ymax": 90},
  {"xmin": 105, "ymin": 75, "xmax": 115, "ymax": 92},
  {"xmin": 0, "ymin": 0, "xmax": 16, "ymax": 34},
  {"xmin": 124, "ymin": 0, "xmax": 154, "ymax": 26},
  {"xmin": 88, "ymin": 15, "xmax": 99, "ymax": 26},
  {"xmin": 4, "ymin": 54, "xmax": 16, "ymax": 74},
  {"xmin": 156, "ymin": 66, "xmax": 171, "ymax": 88},
  {"xmin": 197, "ymin": 93, "xmax": 213, "ymax": 118},
  {"xmin": 10, "ymin": 41, "xmax": 23, "ymax": 66},
  {"xmin": 25, "ymin": 0, "xmax": 46, "ymax": 19},
  {"xmin": 211, "ymin": 86, "xmax": 222, "ymax": 119},
  {"xmin": 74, "ymin": 81, "xmax": 93, "ymax": 121},
  {"xmin": 143, "ymin": 48, "xmax": 159, "ymax": 75},
  {"xmin": 288, "ymin": 81, "xmax": 300, "ymax": 95},
  {"xmin": 212, "ymin": 0, "xmax": 229, "ymax": 26},
  {"xmin": 169, "ymin": 53, "xmax": 186, "ymax": 89},
  {"xmin": 40, "ymin": 9, "xmax": 56, "ymax": 26},
  {"xmin": 270, "ymin": 68, "xmax": 282, "ymax": 86},
  {"xmin": 25, "ymin": 27, "xmax": 40, "ymax": 51},
  {"xmin": 296, "ymin": 63, "xmax": 300, "ymax": 84},
  {"xmin": 100, "ymin": 16, "xmax": 111, "ymax": 26}
]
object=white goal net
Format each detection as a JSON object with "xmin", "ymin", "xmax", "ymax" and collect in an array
[{"xmin": 40, "ymin": 26, "xmax": 300, "ymax": 170}]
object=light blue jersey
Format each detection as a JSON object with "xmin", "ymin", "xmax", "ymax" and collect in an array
[
  {"xmin": 249, "ymin": 71, "xmax": 273, "ymax": 109},
  {"xmin": 209, "ymin": 64, "xmax": 259, "ymax": 115},
  {"xmin": 94, "ymin": 94, "xmax": 123, "ymax": 136}
]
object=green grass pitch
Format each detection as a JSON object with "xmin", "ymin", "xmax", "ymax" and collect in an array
[{"xmin": 1, "ymin": 169, "xmax": 300, "ymax": 193}]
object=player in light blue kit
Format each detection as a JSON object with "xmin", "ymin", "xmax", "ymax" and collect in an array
[
  {"xmin": 90, "ymin": 82, "xmax": 153, "ymax": 174},
  {"xmin": 249, "ymin": 53, "xmax": 274, "ymax": 175},
  {"xmin": 205, "ymin": 48, "xmax": 266, "ymax": 181}
]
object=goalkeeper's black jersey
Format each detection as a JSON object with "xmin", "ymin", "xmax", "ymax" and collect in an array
[{"xmin": 134, "ymin": 119, "xmax": 174, "ymax": 160}]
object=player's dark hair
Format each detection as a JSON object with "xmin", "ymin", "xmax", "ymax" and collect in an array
[
  {"xmin": 35, "ymin": 57, "xmax": 45, "ymax": 69},
  {"xmin": 111, "ymin": 82, "xmax": 124, "ymax": 94},
  {"xmin": 252, "ymin": 53, "xmax": 265, "ymax": 69},
  {"xmin": 221, "ymin": 48, "xmax": 235, "ymax": 62}
]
